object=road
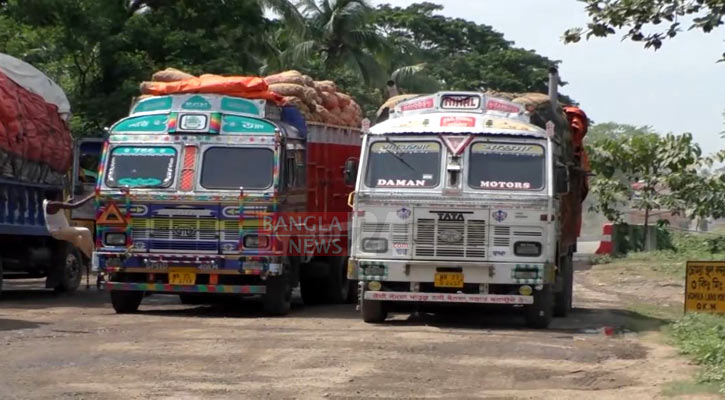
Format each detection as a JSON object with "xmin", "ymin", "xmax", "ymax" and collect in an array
[{"xmin": 0, "ymin": 260, "xmax": 710, "ymax": 399}]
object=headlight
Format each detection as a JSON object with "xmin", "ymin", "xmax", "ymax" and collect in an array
[
  {"xmin": 514, "ymin": 241, "xmax": 542, "ymax": 257},
  {"xmin": 362, "ymin": 238, "xmax": 388, "ymax": 253},
  {"xmin": 104, "ymin": 232, "xmax": 127, "ymax": 246},
  {"xmin": 243, "ymin": 234, "xmax": 270, "ymax": 249}
]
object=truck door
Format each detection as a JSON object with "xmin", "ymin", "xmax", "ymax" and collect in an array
[{"xmin": 70, "ymin": 138, "xmax": 104, "ymax": 225}]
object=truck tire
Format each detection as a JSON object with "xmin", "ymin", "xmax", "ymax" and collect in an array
[
  {"xmin": 300, "ymin": 261, "xmax": 326, "ymax": 306},
  {"xmin": 263, "ymin": 274, "xmax": 292, "ymax": 316},
  {"xmin": 361, "ymin": 296, "xmax": 387, "ymax": 323},
  {"xmin": 53, "ymin": 244, "xmax": 83, "ymax": 293},
  {"xmin": 325, "ymin": 258, "xmax": 351, "ymax": 304},
  {"xmin": 554, "ymin": 255, "xmax": 574, "ymax": 317},
  {"xmin": 0, "ymin": 258, "xmax": 4, "ymax": 298},
  {"xmin": 525, "ymin": 285, "xmax": 553, "ymax": 329},
  {"xmin": 110, "ymin": 290, "xmax": 143, "ymax": 314}
]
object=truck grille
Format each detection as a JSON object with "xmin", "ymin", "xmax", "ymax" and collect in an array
[
  {"xmin": 414, "ymin": 218, "xmax": 487, "ymax": 259},
  {"xmin": 130, "ymin": 216, "xmax": 218, "ymax": 252}
]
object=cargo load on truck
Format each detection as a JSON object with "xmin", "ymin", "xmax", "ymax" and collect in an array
[
  {"xmin": 0, "ymin": 53, "xmax": 73, "ymax": 184},
  {"xmin": 139, "ymin": 68, "xmax": 363, "ymax": 128}
]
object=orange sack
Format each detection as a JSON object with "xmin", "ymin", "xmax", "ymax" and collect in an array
[{"xmin": 140, "ymin": 75, "xmax": 277, "ymax": 98}]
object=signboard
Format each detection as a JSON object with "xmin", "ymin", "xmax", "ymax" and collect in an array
[
  {"xmin": 440, "ymin": 94, "xmax": 480, "ymax": 110},
  {"xmin": 685, "ymin": 261, "xmax": 725, "ymax": 314}
]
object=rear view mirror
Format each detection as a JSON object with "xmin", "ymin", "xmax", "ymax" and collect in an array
[
  {"xmin": 555, "ymin": 166, "xmax": 569, "ymax": 194},
  {"xmin": 343, "ymin": 158, "xmax": 358, "ymax": 186}
]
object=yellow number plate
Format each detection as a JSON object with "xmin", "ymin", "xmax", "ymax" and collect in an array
[
  {"xmin": 434, "ymin": 272, "xmax": 464, "ymax": 288},
  {"xmin": 168, "ymin": 269, "xmax": 196, "ymax": 285}
]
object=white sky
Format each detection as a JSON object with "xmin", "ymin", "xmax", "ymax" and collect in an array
[{"xmin": 373, "ymin": 0, "xmax": 725, "ymax": 153}]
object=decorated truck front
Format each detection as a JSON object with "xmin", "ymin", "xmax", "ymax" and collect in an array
[
  {"xmin": 349, "ymin": 89, "xmax": 582, "ymax": 328},
  {"xmin": 95, "ymin": 93, "xmax": 337, "ymax": 315}
]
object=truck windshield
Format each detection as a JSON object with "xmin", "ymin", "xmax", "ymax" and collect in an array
[
  {"xmin": 468, "ymin": 142, "xmax": 545, "ymax": 191},
  {"xmin": 200, "ymin": 147, "xmax": 274, "ymax": 190},
  {"xmin": 106, "ymin": 146, "xmax": 177, "ymax": 188},
  {"xmin": 364, "ymin": 141, "xmax": 441, "ymax": 188}
]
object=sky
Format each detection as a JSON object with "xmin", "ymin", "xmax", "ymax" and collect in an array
[{"xmin": 373, "ymin": 0, "xmax": 725, "ymax": 153}]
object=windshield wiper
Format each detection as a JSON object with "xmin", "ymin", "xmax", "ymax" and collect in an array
[{"xmin": 383, "ymin": 137, "xmax": 417, "ymax": 173}]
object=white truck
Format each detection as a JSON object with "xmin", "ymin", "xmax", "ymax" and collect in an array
[{"xmin": 347, "ymin": 70, "xmax": 589, "ymax": 328}]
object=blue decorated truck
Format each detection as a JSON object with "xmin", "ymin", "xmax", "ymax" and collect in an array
[{"xmin": 90, "ymin": 91, "xmax": 361, "ymax": 314}]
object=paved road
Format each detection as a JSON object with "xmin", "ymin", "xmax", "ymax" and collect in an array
[{"xmin": 0, "ymin": 264, "xmax": 704, "ymax": 400}]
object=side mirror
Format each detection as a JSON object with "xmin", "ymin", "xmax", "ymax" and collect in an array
[
  {"xmin": 555, "ymin": 166, "xmax": 569, "ymax": 194},
  {"xmin": 343, "ymin": 158, "xmax": 358, "ymax": 186}
]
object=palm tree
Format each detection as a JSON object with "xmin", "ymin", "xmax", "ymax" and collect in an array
[{"xmin": 263, "ymin": 0, "xmax": 388, "ymax": 85}]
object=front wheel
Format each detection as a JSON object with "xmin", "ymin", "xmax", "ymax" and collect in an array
[
  {"xmin": 0, "ymin": 258, "xmax": 4, "ymax": 298},
  {"xmin": 361, "ymin": 296, "xmax": 387, "ymax": 323},
  {"xmin": 525, "ymin": 285, "xmax": 553, "ymax": 329},
  {"xmin": 263, "ymin": 274, "xmax": 292, "ymax": 316},
  {"xmin": 110, "ymin": 290, "xmax": 143, "ymax": 314},
  {"xmin": 53, "ymin": 244, "xmax": 83, "ymax": 293}
]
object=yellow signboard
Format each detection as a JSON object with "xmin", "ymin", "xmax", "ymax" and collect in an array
[{"xmin": 685, "ymin": 261, "xmax": 725, "ymax": 314}]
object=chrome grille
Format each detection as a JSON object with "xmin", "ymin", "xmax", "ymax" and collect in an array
[
  {"xmin": 414, "ymin": 218, "xmax": 487, "ymax": 259},
  {"xmin": 130, "ymin": 216, "xmax": 218, "ymax": 252}
]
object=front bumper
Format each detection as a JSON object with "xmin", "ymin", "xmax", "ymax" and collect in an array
[
  {"xmin": 102, "ymin": 281, "xmax": 266, "ymax": 294},
  {"xmin": 349, "ymin": 259, "xmax": 554, "ymax": 285},
  {"xmin": 93, "ymin": 251, "xmax": 283, "ymax": 276}
]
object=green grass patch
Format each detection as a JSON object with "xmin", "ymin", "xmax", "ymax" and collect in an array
[
  {"xmin": 661, "ymin": 380, "xmax": 722, "ymax": 397},
  {"xmin": 669, "ymin": 313, "xmax": 725, "ymax": 394}
]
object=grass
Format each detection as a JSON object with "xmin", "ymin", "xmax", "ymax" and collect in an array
[
  {"xmin": 669, "ymin": 313, "xmax": 725, "ymax": 394},
  {"xmin": 661, "ymin": 380, "xmax": 722, "ymax": 397}
]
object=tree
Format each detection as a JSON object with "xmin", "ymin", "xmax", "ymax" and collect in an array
[
  {"xmin": 267, "ymin": 0, "xmax": 388, "ymax": 85},
  {"xmin": 564, "ymin": 0, "xmax": 725, "ymax": 61},
  {"xmin": 585, "ymin": 122, "xmax": 657, "ymax": 143},
  {"xmin": 588, "ymin": 129, "xmax": 720, "ymax": 248},
  {"xmin": 1, "ymin": 0, "xmax": 272, "ymax": 136},
  {"xmin": 374, "ymin": 3, "xmax": 560, "ymax": 94}
]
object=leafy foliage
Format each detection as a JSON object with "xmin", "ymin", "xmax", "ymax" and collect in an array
[
  {"xmin": 0, "ymin": 0, "xmax": 566, "ymax": 136},
  {"xmin": 587, "ymin": 124, "xmax": 725, "ymax": 243},
  {"xmin": 564, "ymin": 0, "xmax": 725, "ymax": 61}
]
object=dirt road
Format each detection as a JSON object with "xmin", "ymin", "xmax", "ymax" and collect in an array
[{"xmin": 0, "ymin": 260, "xmax": 712, "ymax": 399}]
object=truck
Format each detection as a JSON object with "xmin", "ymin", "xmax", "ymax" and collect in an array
[
  {"xmin": 347, "ymin": 69, "xmax": 589, "ymax": 328},
  {"xmin": 91, "ymin": 90, "xmax": 361, "ymax": 314},
  {"xmin": 0, "ymin": 53, "xmax": 85, "ymax": 295}
]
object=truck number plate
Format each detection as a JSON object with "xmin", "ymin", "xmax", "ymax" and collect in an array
[
  {"xmin": 168, "ymin": 269, "xmax": 196, "ymax": 285},
  {"xmin": 434, "ymin": 272, "xmax": 464, "ymax": 288}
]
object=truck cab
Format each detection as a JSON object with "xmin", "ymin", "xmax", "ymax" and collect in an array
[{"xmin": 349, "ymin": 90, "xmax": 585, "ymax": 328}]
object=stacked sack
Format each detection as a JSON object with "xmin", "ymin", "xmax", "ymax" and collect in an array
[
  {"xmin": 0, "ymin": 71, "xmax": 72, "ymax": 183},
  {"xmin": 264, "ymin": 70, "xmax": 362, "ymax": 128}
]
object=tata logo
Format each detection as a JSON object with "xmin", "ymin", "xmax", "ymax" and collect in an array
[
  {"xmin": 173, "ymin": 225, "xmax": 197, "ymax": 238},
  {"xmin": 431, "ymin": 211, "xmax": 472, "ymax": 221}
]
